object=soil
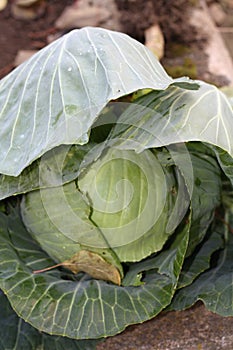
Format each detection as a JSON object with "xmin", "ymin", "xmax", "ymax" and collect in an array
[
  {"xmin": 0, "ymin": 0, "xmax": 194, "ymax": 75},
  {"xmin": 0, "ymin": 0, "xmax": 229, "ymax": 85},
  {"xmin": 115, "ymin": 0, "xmax": 200, "ymax": 46},
  {"xmin": 0, "ymin": 0, "xmax": 72, "ymax": 78},
  {"xmin": 97, "ymin": 302, "xmax": 233, "ymax": 350},
  {"xmin": 0, "ymin": 1, "xmax": 233, "ymax": 349}
]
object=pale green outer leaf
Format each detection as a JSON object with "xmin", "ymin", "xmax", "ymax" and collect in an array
[
  {"xmin": 0, "ymin": 143, "xmax": 93, "ymax": 200},
  {"xmin": 0, "ymin": 206, "xmax": 189, "ymax": 339},
  {"xmin": 0, "ymin": 291, "xmax": 99, "ymax": 350},
  {"xmin": 109, "ymin": 82, "xmax": 233, "ymax": 157},
  {"xmin": 0, "ymin": 27, "xmax": 191, "ymax": 177}
]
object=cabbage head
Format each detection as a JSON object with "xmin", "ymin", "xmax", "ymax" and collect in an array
[{"xmin": 0, "ymin": 27, "xmax": 233, "ymax": 349}]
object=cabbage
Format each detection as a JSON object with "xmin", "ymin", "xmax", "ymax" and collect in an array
[{"xmin": 0, "ymin": 27, "xmax": 233, "ymax": 349}]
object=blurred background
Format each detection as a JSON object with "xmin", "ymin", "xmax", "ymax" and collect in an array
[{"xmin": 0, "ymin": 0, "xmax": 233, "ymax": 85}]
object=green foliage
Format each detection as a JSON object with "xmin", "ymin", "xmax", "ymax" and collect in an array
[
  {"xmin": 0, "ymin": 291, "xmax": 98, "ymax": 350},
  {"xmin": 0, "ymin": 27, "xmax": 233, "ymax": 349}
]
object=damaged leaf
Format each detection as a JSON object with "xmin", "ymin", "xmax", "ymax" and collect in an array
[{"xmin": 33, "ymin": 250, "xmax": 122, "ymax": 285}]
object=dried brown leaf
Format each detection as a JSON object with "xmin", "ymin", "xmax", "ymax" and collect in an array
[{"xmin": 64, "ymin": 250, "xmax": 122, "ymax": 286}]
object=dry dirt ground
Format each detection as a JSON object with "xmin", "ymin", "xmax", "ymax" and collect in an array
[
  {"xmin": 0, "ymin": 0, "xmax": 71, "ymax": 78},
  {"xmin": 97, "ymin": 302, "xmax": 233, "ymax": 350},
  {"xmin": 0, "ymin": 1, "xmax": 233, "ymax": 349},
  {"xmin": 0, "ymin": 0, "xmax": 231, "ymax": 84}
]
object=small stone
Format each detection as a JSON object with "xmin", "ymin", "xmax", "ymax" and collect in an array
[
  {"xmin": 0, "ymin": 0, "xmax": 7, "ymax": 11},
  {"xmin": 190, "ymin": 5, "xmax": 233, "ymax": 85},
  {"xmin": 11, "ymin": 0, "xmax": 46, "ymax": 20},
  {"xmin": 14, "ymin": 50, "xmax": 38, "ymax": 66},
  {"xmin": 14, "ymin": 0, "xmax": 40, "ymax": 7},
  {"xmin": 209, "ymin": 3, "xmax": 226, "ymax": 26},
  {"xmin": 145, "ymin": 24, "xmax": 165, "ymax": 60},
  {"xmin": 55, "ymin": 5, "xmax": 111, "ymax": 30}
]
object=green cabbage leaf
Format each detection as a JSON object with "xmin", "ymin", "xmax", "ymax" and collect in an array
[
  {"xmin": 0, "ymin": 291, "xmax": 98, "ymax": 350},
  {"xmin": 0, "ymin": 27, "xmax": 233, "ymax": 348}
]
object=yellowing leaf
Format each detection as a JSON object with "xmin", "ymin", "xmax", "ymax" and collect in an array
[
  {"xmin": 33, "ymin": 250, "xmax": 122, "ymax": 285},
  {"xmin": 63, "ymin": 250, "xmax": 122, "ymax": 285}
]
